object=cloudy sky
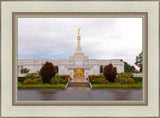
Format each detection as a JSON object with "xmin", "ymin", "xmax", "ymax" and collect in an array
[{"xmin": 18, "ymin": 18, "xmax": 142, "ymax": 65}]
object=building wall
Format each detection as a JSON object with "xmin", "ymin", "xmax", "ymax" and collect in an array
[{"xmin": 18, "ymin": 58, "xmax": 124, "ymax": 77}]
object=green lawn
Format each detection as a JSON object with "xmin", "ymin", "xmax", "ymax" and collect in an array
[
  {"xmin": 18, "ymin": 82, "xmax": 65, "ymax": 89},
  {"xmin": 92, "ymin": 82, "xmax": 142, "ymax": 88}
]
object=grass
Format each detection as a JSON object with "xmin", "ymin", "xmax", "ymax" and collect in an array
[
  {"xmin": 92, "ymin": 82, "xmax": 142, "ymax": 88},
  {"xmin": 18, "ymin": 82, "xmax": 65, "ymax": 89}
]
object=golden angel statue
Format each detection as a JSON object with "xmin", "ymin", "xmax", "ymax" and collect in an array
[{"xmin": 78, "ymin": 28, "xmax": 80, "ymax": 35}]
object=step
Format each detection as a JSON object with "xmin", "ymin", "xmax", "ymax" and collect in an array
[{"xmin": 68, "ymin": 82, "xmax": 90, "ymax": 87}]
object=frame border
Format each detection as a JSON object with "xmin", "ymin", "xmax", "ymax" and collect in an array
[{"xmin": 0, "ymin": 0, "xmax": 159, "ymax": 118}]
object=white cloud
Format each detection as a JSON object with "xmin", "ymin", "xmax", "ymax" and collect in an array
[{"xmin": 18, "ymin": 18, "xmax": 142, "ymax": 65}]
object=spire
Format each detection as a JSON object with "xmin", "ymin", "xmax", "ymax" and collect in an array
[{"xmin": 76, "ymin": 28, "xmax": 82, "ymax": 53}]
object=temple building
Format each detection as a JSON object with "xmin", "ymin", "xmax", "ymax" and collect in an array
[{"xmin": 18, "ymin": 29, "xmax": 124, "ymax": 78}]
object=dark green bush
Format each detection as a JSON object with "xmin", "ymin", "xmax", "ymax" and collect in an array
[
  {"xmin": 132, "ymin": 77, "xmax": 142, "ymax": 83},
  {"xmin": 18, "ymin": 77, "xmax": 25, "ymax": 83},
  {"xmin": 56, "ymin": 75, "xmax": 70, "ymax": 79}
]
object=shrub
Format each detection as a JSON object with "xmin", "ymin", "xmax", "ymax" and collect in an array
[
  {"xmin": 118, "ymin": 72, "xmax": 133, "ymax": 78},
  {"xmin": 18, "ymin": 77, "xmax": 25, "ymax": 83},
  {"xmin": 50, "ymin": 79, "xmax": 59, "ymax": 84},
  {"xmin": 92, "ymin": 83, "xmax": 142, "ymax": 88},
  {"xmin": 33, "ymin": 78, "xmax": 43, "ymax": 84},
  {"xmin": 103, "ymin": 63, "xmax": 117, "ymax": 82},
  {"xmin": 25, "ymin": 73, "xmax": 39, "ymax": 80},
  {"xmin": 132, "ymin": 77, "xmax": 142, "ymax": 83},
  {"xmin": 23, "ymin": 79, "xmax": 34, "ymax": 84},
  {"xmin": 88, "ymin": 75, "xmax": 104, "ymax": 79},
  {"xmin": 55, "ymin": 75, "xmax": 70, "ymax": 79},
  {"xmin": 18, "ymin": 83, "xmax": 65, "ymax": 89},
  {"xmin": 60, "ymin": 79, "xmax": 67, "ymax": 84},
  {"xmin": 49, "ymin": 77, "xmax": 62, "ymax": 84},
  {"xmin": 40, "ymin": 61, "xmax": 56, "ymax": 83},
  {"xmin": 126, "ymin": 78, "xmax": 135, "ymax": 84},
  {"xmin": 115, "ymin": 77, "xmax": 134, "ymax": 84},
  {"xmin": 91, "ymin": 78, "xmax": 108, "ymax": 84},
  {"xmin": 115, "ymin": 77, "xmax": 126, "ymax": 84}
]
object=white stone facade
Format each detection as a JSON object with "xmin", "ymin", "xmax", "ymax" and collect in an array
[{"xmin": 18, "ymin": 30, "xmax": 124, "ymax": 78}]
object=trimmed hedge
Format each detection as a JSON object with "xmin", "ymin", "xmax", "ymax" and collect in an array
[
  {"xmin": 88, "ymin": 75, "xmax": 104, "ymax": 79},
  {"xmin": 18, "ymin": 83, "xmax": 65, "ymax": 88},
  {"xmin": 92, "ymin": 83, "xmax": 142, "ymax": 88},
  {"xmin": 90, "ymin": 78, "xmax": 108, "ymax": 84},
  {"xmin": 18, "ymin": 77, "xmax": 25, "ymax": 83},
  {"xmin": 132, "ymin": 77, "xmax": 142, "ymax": 83},
  {"xmin": 55, "ymin": 75, "xmax": 70, "ymax": 79}
]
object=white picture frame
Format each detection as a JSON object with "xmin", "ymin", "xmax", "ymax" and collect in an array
[{"xmin": 1, "ymin": 0, "xmax": 159, "ymax": 117}]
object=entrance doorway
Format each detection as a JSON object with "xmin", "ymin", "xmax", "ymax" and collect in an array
[{"xmin": 74, "ymin": 69, "xmax": 84, "ymax": 77}]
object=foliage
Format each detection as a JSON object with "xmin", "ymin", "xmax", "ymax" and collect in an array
[
  {"xmin": 25, "ymin": 73, "xmax": 40, "ymax": 80},
  {"xmin": 40, "ymin": 61, "xmax": 56, "ymax": 83},
  {"xmin": 90, "ymin": 78, "xmax": 108, "ymax": 84},
  {"xmin": 23, "ymin": 79, "xmax": 34, "ymax": 84},
  {"xmin": 115, "ymin": 77, "xmax": 135, "ymax": 84},
  {"xmin": 132, "ymin": 77, "xmax": 142, "ymax": 83},
  {"xmin": 88, "ymin": 75, "xmax": 104, "ymax": 79},
  {"xmin": 23, "ymin": 78, "xmax": 42, "ymax": 84},
  {"xmin": 60, "ymin": 79, "xmax": 67, "ymax": 84},
  {"xmin": 55, "ymin": 75, "xmax": 70, "ymax": 79},
  {"xmin": 33, "ymin": 78, "xmax": 43, "ymax": 84},
  {"xmin": 20, "ymin": 68, "xmax": 29, "ymax": 74},
  {"xmin": 49, "ymin": 77, "xmax": 62, "ymax": 84},
  {"xmin": 92, "ymin": 83, "xmax": 142, "ymax": 88},
  {"xmin": 100, "ymin": 65, "xmax": 103, "ymax": 73},
  {"xmin": 18, "ymin": 83, "xmax": 65, "ymax": 88},
  {"xmin": 126, "ymin": 78, "xmax": 135, "ymax": 84},
  {"xmin": 124, "ymin": 61, "xmax": 137, "ymax": 73},
  {"xmin": 135, "ymin": 51, "xmax": 143, "ymax": 72},
  {"xmin": 18, "ymin": 77, "xmax": 25, "ymax": 83},
  {"xmin": 118, "ymin": 72, "xmax": 133, "ymax": 78},
  {"xmin": 49, "ymin": 77, "xmax": 67, "ymax": 84},
  {"xmin": 103, "ymin": 63, "xmax": 117, "ymax": 82}
]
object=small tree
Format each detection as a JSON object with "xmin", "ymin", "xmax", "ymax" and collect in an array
[
  {"xmin": 20, "ymin": 68, "xmax": 29, "ymax": 74},
  {"xmin": 124, "ymin": 61, "xmax": 137, "ymax": 73},
  {"xmin": 40, "ymin": 61, "xmax": 56, "ymax": 83},
  {"xmin": 103, "ymin": 63, "xmax": 117, "ymax": 82},
  {"xmin": 135, "ymin": 51, "xmax": 143, "ymax": 72}
]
